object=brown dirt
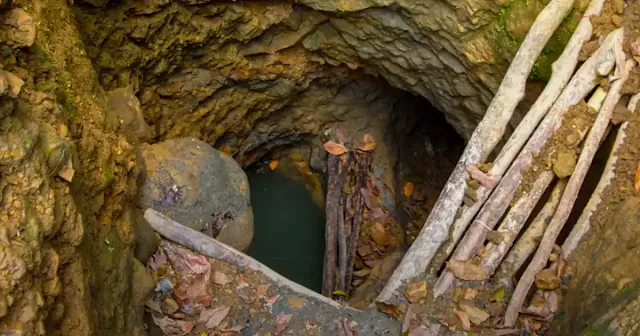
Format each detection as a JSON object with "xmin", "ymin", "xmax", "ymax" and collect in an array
[
  {"xmin": 517, "ymin": 102, "xmax": 597, "ymax": 201},
  {"xmin": 578, "ymin": 0, "xmax": 623, "ymax": 61}
]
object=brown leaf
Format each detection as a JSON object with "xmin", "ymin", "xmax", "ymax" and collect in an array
[
  {"xmin": 369, "ymin": 207, "xmax": 387, "ymax": 220},
  {"xmin": 274, "ymin": 312, "xmax": 292, "ymax": 335},
  {"xmin": 324, "ymin": 141, "xmax": 348, "ymax": 155},
  {"xmin": 358, "ymin": 133, "xmax": 377, "ymax": 152},
  {"xmin": 447, "ymin": 260, "xmax": 488, "ymax": 281},
  {"xmin": 360, "ymin": 188, "xmax": 372, "ymax": 209},
  {"xmin": 403, "ymin": 182, "xmax": 414, "ymax": 197},
  {"xmin": 535, "ymin": 268, "xmax": 561, "ymax": 290},
  {"xmin": 405, "ymin": 281, "xmax": 427, "ymax": 303},
  {"xmin": 152, "ymin": 315, "xmax": 196, "ymax": 336},
  {"xmin": 459, "ymin": 302, "xmax": 490, "ymax": 325},
  {"xmin": 263, "ymin": 294, "xmax": 280, "ymax": 304},
  {"xmin": 370, "ymin": 222, "xmax": 391, "ymax": 246},
  {"xmin": 220, "ymin": 325, "xmax": 244, "ymax": 332},
  {"xmin": 256, "ymin": 284, "xmax": 271, "ymax": 298},
  {"xmin": 213, "ymin": 271, "xmax": 231, "ymax": 285},
  {"xmin": 288, "ymin": 297, "xmax": 305, "ymax": 309},
  {"xmin": 199, "ymin": 306, "xmax": 230, "ymax": 329},
  {"xmin": 453, "ymin": 309, "xmax": 471, "ymax": 331},
  {"xmin": 635, "ymin": 161, "xmax": 640, "ymax": 193},
  {"xmin": 148, "ymin": 251, "xmax": 168, "ymax": 271},
  {"xmin": 269, "ymin": 160, "xmax": 279, "ymax": 171}
]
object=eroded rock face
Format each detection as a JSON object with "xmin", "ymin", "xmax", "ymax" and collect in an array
[
  {"xmin": 138, "ymin": 138, "xmax": 254, "ymax": 251},
  {"xmin": 73, "ymin": 0, "xmax": 510, "ymax": 142}
]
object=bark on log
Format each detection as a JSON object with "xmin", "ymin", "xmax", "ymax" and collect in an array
[
  {"xmin": 428, "ymin": 0, "xmax": 606, "ymax": 273},
  {"xmin": 376, "ymin": 0, "xmax": 576, "ymax": 304},
  {"xmin": 324, "ymin": 154, "xmax": 348, "ymax": 297},
  {"xmin": 496, "ymin": 179, "xmax": 567, "ymax": 281},
  {"xmin": 345, "ymin": 153, "xmax": 370, "ymax": 294},
  {"xmin": 433, "ymin": 28, "xmax": 623, "ymax": 300},
  {"xmin": 562, "ymin": 92, "xmax": 640, "ymax": 258},
  {"xmin": 144, "ymin": 208, "xmax": 344, "ymax": 308},
  {"xmin": 503, "ymin": 58, "xmax": 634, "ymax": 327}
]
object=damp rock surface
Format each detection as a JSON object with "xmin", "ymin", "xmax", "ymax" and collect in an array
[{"xmin": 138, "ymin": 137, "xmax": 254, "ymax": 251}]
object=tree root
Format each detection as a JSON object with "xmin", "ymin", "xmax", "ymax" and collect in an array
[
  {"xmin": 433, "ymin": 28, "xmax": 623, "ymax": 300},
  {"xmin": 144, "ymin": 209, "xmax": 345, "ymax": 308},
  {"xmin": 503, "ymin": 58, "xmax": 634, "ymax": 327},
  {"xmin": 427, "ymin": 0, "xmax": 607, "ymax": 274},
  {"xmin": 376, "ymin": 0, "xmax": 577, "ymax": 304},
  {"xmin": 561, "ymin": 92, "xmax": 640, "ymax": 258}
]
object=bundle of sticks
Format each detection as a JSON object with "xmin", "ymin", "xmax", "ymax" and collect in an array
[
  {"xmin": 323, "ymin": 151, "xmax": 372, "ymax": 298},
  {"xmin": 377, "ymin": 0, "xmax": 638, "ymax": 327}
]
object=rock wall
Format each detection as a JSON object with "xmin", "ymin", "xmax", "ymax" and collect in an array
[
  {"xmin": 72, "ymin": 0, "xmax": 516, "ymax": 143},
  {"xmin": 0, "ymin": 0, "xmax": 140, "ymax": 334}
]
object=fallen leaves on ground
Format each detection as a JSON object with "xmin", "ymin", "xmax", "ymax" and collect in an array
[
  {"xmin": 447, "ymin": 260, "xmax": 488, "ymax": 281},
  {"xmin": 199, "ymin": 306, "xmax": 230, "ymax": 329},
  {"xmin": 535, "ymin": 268, "xmax": 561, "ymax": 290},
  {"xmin": 403, "ymin": 182, "xmax": 414, "ymax": 197},
  {"xmin": 213, "ymin": 271, "xmax": 231, "ymax": 285},
  {"xmin": 370, "ymin": 222, "xmax": 391, "ymax": 246},
  {"xmin": 274, "ymin": 312, "xmax": 292, "ymax": 335},
  {"xmin": 358, "ymin": 134, "xmax": 377, "ymax": 152},
  {"xmin": 152, "ymin": 315, "xmax": 196, "ymax": 336},
  {"xmin": 459, "ymin": 302, "xmax": 489, "ymax": 325},
  {"xmin": 269, "ymin": 160, "xmax": 279, "ymax": 171},
  {"xmin": 453, "ymin": 309, "xmax": 471, "ymax": 331},
  {"xmin": 288, "ymin": 297, "xmax": 305, "ymax": 309},
  {"xmin": 405, "ymin": 280, "xmax": 427, "ymax": 303},
  {"xmin": 490, "ymin": 286, "xmax": 505, "ymax": 301},
  {"xmin": 324, "ymin": 141, "xmax": 349, "ymax": 155}
]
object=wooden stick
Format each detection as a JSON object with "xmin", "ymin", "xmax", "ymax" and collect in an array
[
  {"xmin": 345, "ymin": 153, "xmax": 370, "ymax": 294},
  {"xmin": 503, "ymin": 58, "xmax": 634, "ymax": 327},
  {"xmin": 337, "ymin": 180, "xmax": 348, "ymax": 293},
  {"xmin": 496, "ymin": 179, "xmax": 567, "ymax": 281},
  {"xmin": 429, "ymin": 0, "xmax": 607, "ymax": 272},
  {"xmin": 324, "ymin": 154, "xmax": 347, "ymax": 297},
  {"xmin": 376, "ymin": 0, "xmax": 576, "ymax": 304},
  {"xmin": 144, "ymin": 208, "xmax": 344, "ymax": 308},
  {"xmin": 562, "ymin": 92, "xmax": 640, "ymax": 258},
  {"xmin": 433, "ymin": 28, "xmax": 624, "ymax": 300},
  {"xmin": 480, "ymin": 170, "xmax": 555, "ymax": 276}
]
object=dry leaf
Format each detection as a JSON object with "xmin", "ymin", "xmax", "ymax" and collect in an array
[
  {"xmin": 535, "ymin": 268, "xmax": 561, "ymax": 290},
  {"xmin": 269, "ymin": 160, "xmax": 279, "ymax": 171},
  {"xmin": 358, "ymin": 133, "xmax": 377, "ymax": 152},
  {"xmin": 459, "ymin": 302, "xmax": 490, "ymax": 325},
  {"xmin": 447, "ymin": 260, "xmax": 488, "ymax": 281},
  {"xmin": 256, "ymin": 283, "xmax": 271, "ymax": 298},
  {"xmin": 408, "ymin": 324, "xmax": 442, "ymax": 336},
  {"xmin": 369, "ymin": 207, "xmax": 387, "ymax": 220},
  {"xmin": 213, "ymin": 271, "xmax": 231, "ymax": 285},
  {"xmin": 152, "ymin": 315, "xmax": 196, "ymax": 336},
  {"xmin": 324, "ymin": 141, "xmax": 348, "ymax": 155},
  {"xmin": 264, "ymin": 294, "xmax": 280, "ymax": 304},
  {"xmin": 220, "ymin": 325, "xmax": 244, "ymax": 332},
  {"xmin": 370, "ymin": 222, "xmax": 391, "ymax": 246},
  {"xmin": 405, "ymin": 281, "xmax": 427, "ymax": 303},
  {"xmin": 635, "ymin": 161, "xmax": 640, "ymax": 192},
  {"xmin": 453, "ymin": 309, "xmax": 471, "ymax": 331},
  {"xmin": 288, "ymin": 297, "xmax": 305, "ymax": 309},
  {"xmin": 199, "ymin": 306, "xmax": 230, "ymax": 329},
  {"xmin": 403, "ymin": 182, "xmax": 414, "ymax": 197},
  {"xmin": 274, "ymin": 312, "xmax": 292, "ymax": 335}
]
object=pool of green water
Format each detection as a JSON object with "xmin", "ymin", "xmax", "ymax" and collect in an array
[{"xmin": 247, "ymin": 169, "xmax": 325, "ymax": 292}]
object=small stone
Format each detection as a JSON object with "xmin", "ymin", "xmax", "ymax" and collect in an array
[
  {"xmin": 370, "ymin": 222, "xmax": 391, "ymax": 246},
  {"xmin": 459, "ymin": 301, "xmax": 490, "ymax": 325},
  {"xmin": 553, "ymin": 150, "xmax": 577, "ymax": 178},
  {"xmin": 535, "ymin": 268, "xmax": 561, "ymax": 290},
  {"xmin": 3, "ymin": 9, "xmax": 36, "ymax": 48},
  {"xmin": 353, "ymin": 268, "xmax": 371, "ymax": 277},
  {"xmin": 405, "ymin": 280, "xmax": 427, "ymax": 303}
]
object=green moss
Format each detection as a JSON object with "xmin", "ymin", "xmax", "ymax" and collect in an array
[
  {"xmin": 102, "ymin": 159, "xmax": 115, "ymax": 186},
  {"xmin": 493, "ymin": 0, "xmax": 582, "ymax": 82}
]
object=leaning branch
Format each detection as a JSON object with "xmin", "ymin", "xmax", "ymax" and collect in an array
[
  {"xmin": 504, "ymin": 58, "xmax": 634, "ymax": 327},
  {"xmin": 324, "ymin": 154, "xmax": 348, "ymax": 297},
  {"xmin": 561, "ymin": 92, "xmax": 640, "ymax": 258},
  {"xmin": 376, "ymin": 0, "xmax": 576, "ymax": 304},
  {"xmin": 433, "ymin": 28, "xmax": 623, "ymax": 299}
]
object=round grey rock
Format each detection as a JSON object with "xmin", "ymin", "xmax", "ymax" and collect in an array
[{"xmin": 137, "ymin": 137, "xmax": 253, "ymax": 251}]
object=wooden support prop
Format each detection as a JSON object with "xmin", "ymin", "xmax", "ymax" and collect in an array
[
  {"xmin": 562, "ymin": 92, "xmax": 640, "ymax": 258},
  {"xmin": 503, "ymin": 58, "xmax": 634, "ymax": 327},
  {"xmin": 345, "ymin": 153, "xmax": 371, "ymax": 294},
  {"xmin": 496, "ymin": 179, "xmax": 567, "ymax": 281},
  {"xmin": 433, "ymin": 28, "xmax": 624, "ymax": 300},
  {"xmin": 376, "ymin": 0, "xmax": 576, "ymax": 304},
  {"xmin": 324, "ymin": 154, "xmax": 348, "ymax": 297},
  {"xmin": 479, "ymin": 170, "xmax": 555, "ymax": 277},
  {"xmin": 144, "ymin": 208, "xmax": 344, "ymax": 308},
  {"xmin": 428, "ymin": 0, "xmax": 606, "ymax": 273}
]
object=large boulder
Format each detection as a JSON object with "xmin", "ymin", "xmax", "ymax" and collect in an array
[{"xmin": 137, "ymin": 137, "xmax": 254, "ymax": 251}]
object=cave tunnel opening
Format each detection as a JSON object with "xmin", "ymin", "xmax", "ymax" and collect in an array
[{"xmin": 241, "ymin": 78, "xmax": 465, "ymax": 297}]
